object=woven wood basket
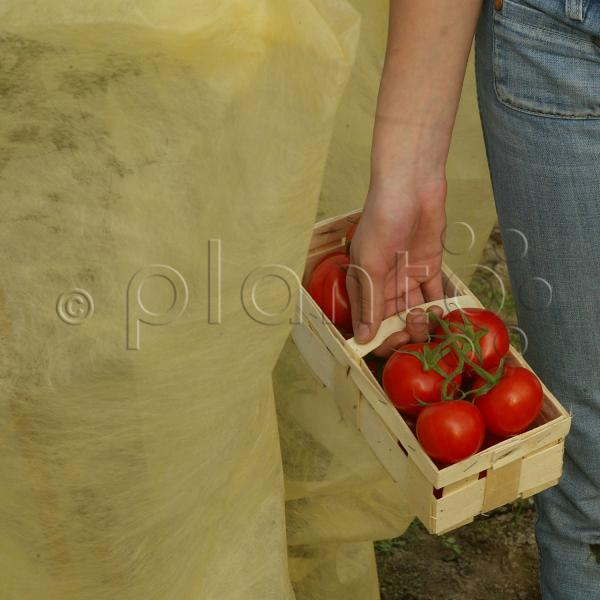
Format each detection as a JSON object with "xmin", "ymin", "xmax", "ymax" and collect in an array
[{"xmin": 292, "ymin": 210, "xmax": 571, "ymax": 534}]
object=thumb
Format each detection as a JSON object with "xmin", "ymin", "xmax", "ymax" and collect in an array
[{"xmin": 346, "ymin": 260, "xmax": 385, "ymax": 344}]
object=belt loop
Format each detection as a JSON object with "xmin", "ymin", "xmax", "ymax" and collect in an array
[{"xmin": 565, "ymin": 0, "xmax": 584, "ymax": 22}]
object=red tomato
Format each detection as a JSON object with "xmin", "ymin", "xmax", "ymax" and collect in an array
[
  {"xmin": 436, "ymin": 308, "xmax": 510, "ymax": 377},
  {"xmin": 307, "ymin": 253, "xmax": 352, "ymax": 334},
  {"xmin": 473, "ymin": 366, "xmax": 543, "ymax": 437},
  {"xmin": 416, "ymin": 400, "xmax": 485, "ymax": 464},
  {"xmin": 382, "ymin": 343, "xmax": 462, "ymax": 416}
]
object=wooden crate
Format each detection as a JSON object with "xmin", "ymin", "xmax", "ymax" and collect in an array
[{"xmin": 292, "ymin": 210, "xmax": 571, "ymax": 535}]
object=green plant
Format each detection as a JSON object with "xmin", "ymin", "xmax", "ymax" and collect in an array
[
  {"xmin": 441, "ymin": 535, "xmax": 463, "ymax": 558},
  {"xmin": 374, "ymin": 537, "xmax": 407, "ymax": 554}
]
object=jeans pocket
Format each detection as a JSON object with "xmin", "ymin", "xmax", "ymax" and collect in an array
[{"xmin": 493, "ymin": 0, "xmax": 600, "ymax": 119}]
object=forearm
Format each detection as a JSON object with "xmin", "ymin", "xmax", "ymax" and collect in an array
[{"xmin": 371, "ymin": 0, "xmax": 484, "ymax": 191}]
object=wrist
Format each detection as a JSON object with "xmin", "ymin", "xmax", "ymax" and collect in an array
[
  {"xmin": 366, "ymin": 174, "xmax": 448, "ymax": 224},
  {"xmin": 369, "ymin": 116, "xmax": 451, "ymax": 189}
]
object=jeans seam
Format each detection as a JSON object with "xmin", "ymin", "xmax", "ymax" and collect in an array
[
  {"xmin": 492, "ymin": 94, "xmax": 600, "ymax": 119},
  {"xmin": 500, "ymin": 5, "xmax": 596, "ymax": 48},
  {"xmin": 475, "ymin": 8, "xmax": 502, "ymax": 216}
]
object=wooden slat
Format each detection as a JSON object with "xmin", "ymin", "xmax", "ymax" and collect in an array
[
  {"xmin": 522, "ymin": 479, "xmax": 560, "ymax": 499},
  {"xmin": 404, "ymin": 458, "xmax": 438, "ymax": 531},
  {"xmin": 519, "ymin": 440, "xmax": 564, "ymax": 493},
  {"xmin": 441, "ymin": 264, "xmax": 477, "ymax": 299},
  {"xmin": 308, "ymin": 209, "xmax": 362, "ymax": 250},
  {"xmin": 359, "ymin": 401, "xmax": 436, "ymax": 530},
  {"xmin": 299, "ymin": 291, "xmax": 350, "ymax": 366},
  {"xmin": 302, "ymin": 209, "xmax": 361, "ymax": 283},
  {"xmin": 291, "ymin": 322, "xmax": 336, "ymax": 389},
  {"xmin": 333, "ymin": 363, "xmax": 361, "ymax": 429},
  {"xmin": 442, "ymin": 473, "xmax": 479, "ymax": 497},
  {"xmin": 434, "ymin": 516, "xmax": 474, "ymax": 535},
  {"xmin": 433, "ymin": 477, "xmax": 486, "ymax": 533},
  {"xmin": 481, "ymin": 460, "xmax": 523, "ymax": 513},
  {"xmin": 347, "ymin": 362, "xmax": 440, "ymax": 484},
  {"xmin": 359, "ymin": 400, "xmax": 409, "ymax": 484}
]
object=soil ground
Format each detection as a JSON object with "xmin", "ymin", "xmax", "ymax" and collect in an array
[
  {"xmin": 376, "ymin": 225, "xmax": 542, "ymax": 599},
  {"xmin": 376, "ymin": 501, "xmax": 541, "ymax": 600}
]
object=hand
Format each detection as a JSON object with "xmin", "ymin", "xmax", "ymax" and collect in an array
[{"xmin": 347, "ymin": 176, "xmax": 447, "ymax": 356}]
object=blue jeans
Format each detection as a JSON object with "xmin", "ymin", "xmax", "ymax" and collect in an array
[{"xmin": 475, "ymin": 0, "xmax": 600, "ymax": 597}]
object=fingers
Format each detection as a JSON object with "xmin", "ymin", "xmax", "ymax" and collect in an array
[
  {"xmin": 421, "ymin": 272, "xmax": 445, "ymax": 302},
  {"xmin": 404, "ymin": 308, "xmax": 430, "ymax": 343},
  {"xmin": 404, "ymin": 286, "xmax": 425, "ymax": 310},
  {"xmin": 373, "ymin": 298, "xmax": 445, "ymax": 357},
  {"xmin": 381, "ymin": 286, "xmax": 423, "ymax": 321},
  {"xmin": 426, "ymin": 304, "xmax": 444, "ymax": 326},
  {"xmin": 347, "ymin": 260, "xmax": 386, "ymax": 344},
  {"xmin": 371, "ymin": 329, "xmax": 411, "ymax": 358},
  {"xmin": 397, "ymin": 280, "xmax": 443, "ymax": 345},
  {"xmin": 405, "ymin": 304, "xmax": 445, "ymax": 341},
  {"xmin": 373, "ymin": 304, "xmax": 446, "ymax": 358}
]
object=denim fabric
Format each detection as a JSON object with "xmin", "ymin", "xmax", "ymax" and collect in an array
[
  {"xmin": 476, "ymin": 1, "xmax": 600, "ymax": 598},
  {"xmin": 493, "ymin": 0, "xmax": 600, "ymax": 117}
]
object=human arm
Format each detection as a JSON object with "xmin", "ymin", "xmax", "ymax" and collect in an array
[{"xmin": 347, "ymin": 0, "xmax": 484, "ymax": 353}]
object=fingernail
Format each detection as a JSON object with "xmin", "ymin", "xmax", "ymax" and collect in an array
[{"xmin": 356, "ymin": 322, "xmax": 370, "ymax": 342}]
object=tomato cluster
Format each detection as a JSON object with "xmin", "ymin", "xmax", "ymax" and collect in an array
[
  {"xmin": 382, "ymin": 309, "xmax": 543, "ymax": 465},
  {"xmin": 306, "ymin": 221, "xmax": 543, "ymax": 467}
]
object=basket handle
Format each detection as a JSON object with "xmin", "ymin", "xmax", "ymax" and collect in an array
[{"xmin": 345, "ymin": 294, "xmax": 480, "ymax": 359}]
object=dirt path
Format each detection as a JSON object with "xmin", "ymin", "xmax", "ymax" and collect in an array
[{"xmin": 377, "ymin": 501, "xmax": 541, "ymax": 600}]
